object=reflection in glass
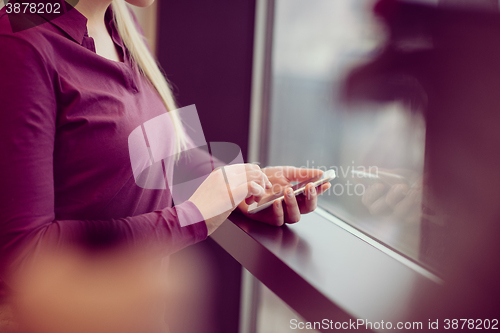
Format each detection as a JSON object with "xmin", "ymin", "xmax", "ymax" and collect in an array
[{"xmin": 267, "ymin": 0, "xmax": 426, "ymax": 262}]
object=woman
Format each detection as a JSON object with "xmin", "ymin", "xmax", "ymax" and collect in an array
[{"xmin": 0, "ymin": 0, "xmax": 330, "ymax": 328}]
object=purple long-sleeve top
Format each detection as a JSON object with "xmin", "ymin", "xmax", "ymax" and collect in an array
[{"xmin": 0, "ymin": 5, "xmax": 209, "ymax": 278}]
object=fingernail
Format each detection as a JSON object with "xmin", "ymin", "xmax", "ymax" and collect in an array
[
  {"xmin": 286, "ymin": 188, "xmax": 293, "ymax": 198},
  {"xmin": 309, "ymin": 186, "xmax": 316, "ymax": 195},
  {"xmin": 275, "ymin": 200, "xmax": 281, "ymax": 208}
]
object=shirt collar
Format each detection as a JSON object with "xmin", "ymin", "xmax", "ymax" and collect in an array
[
  {"xmin": 104, "ymin": 5, "xmax": 124, "ymax": 48},
  {"xmin": 46, "ymin": 3, "xmax": 88, "ymax": 44},
  {"xmin": 47, "ymin": 4, "xmax": 120, "ymax": 46}
]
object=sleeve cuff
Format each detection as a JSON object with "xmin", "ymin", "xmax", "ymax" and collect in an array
[{"xmin": 173, "ymin": 200, "xmax": 208, "ymax": 243}]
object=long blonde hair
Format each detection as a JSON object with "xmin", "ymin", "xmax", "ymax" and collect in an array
[{"xmin": 111, "ymin": 0, "xmax": 188, "ymax": 156}]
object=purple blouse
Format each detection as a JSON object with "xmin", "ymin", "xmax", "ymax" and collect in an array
[{"xmin": 0, "ymin": 5, "xmax": 208, "ymax": 276}]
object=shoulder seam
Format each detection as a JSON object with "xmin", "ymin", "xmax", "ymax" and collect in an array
[
  {"xmin": 0, "ymin": 35, "xmax": 49, "ymax": 69},
  {"xmin": 0, "ymin": 35, "xmax": 55, "ymax": 102}
]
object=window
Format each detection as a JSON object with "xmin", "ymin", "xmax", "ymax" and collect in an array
[
  {"xmin": 265, "ymin": 0, "xmax": 427, "ymax": 264},
  {"xmin": 246, "ymin": 2, "xmax": 438, "ymax": 331}
]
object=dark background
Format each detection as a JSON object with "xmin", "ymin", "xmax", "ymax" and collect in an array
[
  {"xmin": 157, "ymin": 1, "xmax": 257, "ymax": 332},
  {"xmin": 158, "ymin": 0, "xmax": 256, "ymax": 160}
]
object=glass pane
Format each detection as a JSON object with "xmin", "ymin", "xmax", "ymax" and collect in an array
[{"xmin": 268, "ymin": 0, "xmax": 427, "ymax": 263}]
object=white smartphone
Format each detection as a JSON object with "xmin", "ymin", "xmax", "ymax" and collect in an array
[{"xmin": 247, "ymin": 169, "xmax": 336, "ymax": 214}]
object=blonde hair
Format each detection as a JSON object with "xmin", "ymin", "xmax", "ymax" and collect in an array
[{"xmin": 111, "ymin": 0, "xmax": 188, "ymax": 156}]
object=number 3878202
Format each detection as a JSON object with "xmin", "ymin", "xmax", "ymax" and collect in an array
[{"xmin": 5, "ymin": 2, "xmax": 61, "ymax": 14}]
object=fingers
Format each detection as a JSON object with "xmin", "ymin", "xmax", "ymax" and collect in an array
[
  {"xmin": 249, "ymin": 181, "xmax": 266, "ymax": 199},
  {"xmin": 225, "ymin": 164, "xmax": 270, "ymax": 205},
  {"xmin": 363, "ymin": 182, "xmax": 422, "ymax": 218},
  {"xmin": 241, "ymin": 180, "xmax": 330, "ymax": 226},
  {"xmin": 231, "ymin": 180, "xmax": 265, "ymax": 206},
  {"xmin": 234, "ymin": 166, "xmax": 328, "ymax": 225},
  {"xmin": 393, "ymin": 189, "xmax": 422, "ymax": 221},
  {"xmin": 280, "ymin": 166, "xmax": 324, "ymax": 182},
  {"xmin": 283, "ymin": 187, "xmax": 301, "ymax": 223},
  {"xmin": 368, "ymin": 197, "xmax": 392, "ymax": 215},
  {"xmin": 362, "ymin": 182, "xmax": 391, "ymax": 215},
  {"xmin": 246, "ymin": 168, "xmax": 272, "ymax": 190},
  {"xmin": 245, "ymin": 181, "xmax": 267, "ymax": 205},
  {"xmin": 271, "ymin": 200, "xmax": 285, "ymax": 226},
  {"xmin": 300, "ymin": 183, "xmax": 317, "ymax": 214},
  {"xmin": 225, "ymin": 164, "xmax": 270, "ymax": 189},
  {"xmin": 361, "ymin": 183, "xmax": 387, "ymax": 207},
  {"xmin": 316, "ymin": 182, "xmax": 331, "ymax": 195},
  {"xmin": 239, "ymin": 198, "xmax": 285, "ymax": 226},
  {"xmin": 385, "ymin": 183, "xmax": 409, "ymax": 208},
  {"xmin": 240, "ymin": 164, "xmax": 271, "ymax": 188},
  {"xmin": 242, "ymin": 164, "xmax": 271, "ymax": 204}
]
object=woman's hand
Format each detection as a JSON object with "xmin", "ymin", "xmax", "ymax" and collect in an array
[
  {"xmin": 189, "ymin": 163, "xmax": 271, "ymax": 235},
  {"xmin": 238, "ymin": 166, "xmax": 331, "ymax": 226},
  {"xmin": 361, "ymin": 169, "xmax": 423, "ymax": 224}
]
